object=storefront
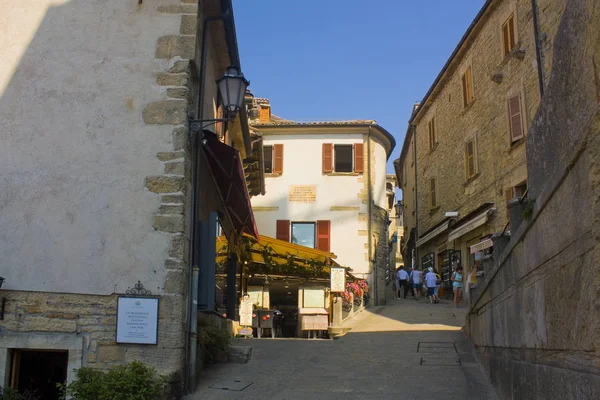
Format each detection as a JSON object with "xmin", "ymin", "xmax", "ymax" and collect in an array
[{"xmin": 215, "ymin": 234, "xmax": 356, "ymax": 338}]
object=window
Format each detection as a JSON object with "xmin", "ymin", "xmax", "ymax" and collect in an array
[
  {"xmin": 428, "ymin": 117, "xmax": 437, "ymax": 150},
  {"xmin": 264, "ymin": 144, "xmax": 284, "ymax": 174},
  {"xmin": 462, "ymin": 66, "xmax": 474, "ymax": 107},
  {"xmin": 508, "ymin": 93, "xmax": 524, "ymax": 142},
  {"xmin": 334, "ymin": 145, "xmax": 353, "ymax": 172},
  {"xmin": 263, "ymin": 145, "xmax": 273, "ymax": 173},
  {"xmin": 291, "ymin": 222, "xmax": 316, "ymax": 248},
  {"xmin": 465, "ymin": 138, "xmax": 477, "ymax": 179},
  {"xmin": 429, "ymin": 178, "xmax": 437, "ymax": 209},
  {"xmin": 502, "ymin": 14, "xmax": 516, "ymax": 56},
  {"xmin": 514, "ymin": 180, "xmax": 528, "ymax": 198},
  {"xmin": 322, "ymin": 143, "xmax": 364, "ymax": 173}
]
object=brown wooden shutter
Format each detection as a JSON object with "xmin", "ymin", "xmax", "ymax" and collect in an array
[
  {"xmin": 462, "ymin": 73, "xmax": 468, "ymax": 107},
  {"xmin": 353, "ymin": 143, "xmax": 364, "ymax": 173},
  {"xmin": 508, "ymin": 16, "xmax": 515, "ymax": 50},
  {"xmin": 273, "ymin": 144, "xmax": 284, "ymax": 174},
  {"xmin": 465, "ymin": 66, "xmax": 473, "ymax": 104},
  {"xmin": 508, "ymin": 94, "xmax": 524, "ymax": 141},
  {"xmin": 316, "ymin": 220, "xmax": 331, "ymax": 252},
  {"xmin": 502, "ymin": 23, "xmax": 510, "ymax": 55},
  {"xmin": 322, "ymin": 143, "xmax": 333, "ymax": 173},
  {"xmin": 276, "ymin": 220, "xmax": 290, "ymax": 242}
]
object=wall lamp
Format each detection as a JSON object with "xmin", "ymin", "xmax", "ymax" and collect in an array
[{"xmin": 189, "ymin": 66, "xmax": 250, "ymax": 133}]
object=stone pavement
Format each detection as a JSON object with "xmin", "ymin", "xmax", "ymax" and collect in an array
[{"xmin": 186, "ymin": 298, "xmax": 497, "ymax": 400}]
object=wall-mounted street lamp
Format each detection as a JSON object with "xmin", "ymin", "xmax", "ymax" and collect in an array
[{"xmin": 189, "ymin": 66, "xmax": 250, "ymax": 133}]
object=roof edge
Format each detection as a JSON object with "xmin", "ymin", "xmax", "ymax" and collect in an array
[
  {"xmin": 252, "ymin": 122, "xmax": 396, "ymax": 158},
  {"xmin": 409, "ymin": 0, "xmax": 494, "ymax": 125}
]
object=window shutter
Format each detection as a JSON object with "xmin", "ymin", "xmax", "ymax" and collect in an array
[
  {"xmin": 508, "ymin": 16, "xmax": 515, "ymax": 49},
  {"xmin": 353, "ymin": 143, "xmax": 364, "ymax": 173},
  {"xmin": 322, "ymin": 143, "xmax": 333, "ymax": 173},
  {"xmin": 276, "ymin": 220, "xmax": 290, "ymax": 242},
  {"xmin": 508, "ymin": 94, "xmax": 524, "ymax": 141},
  {"xmin": 502, "ymin": 23, "xmax": 510, "ymax": 55},
  {"xmin": 462, "ymin": 73, "xmax": 468, "ymax": 107},
  {"xmin": 465, "ymin": 66, "xmax": 473, "ymax": 103},
  {"xmin": 316, "ymin": 220, "xmax": 331, "ymax": 252},
  {"xmin": 273, "ymin": 144, "xmax": 284, "ymax": 174}
]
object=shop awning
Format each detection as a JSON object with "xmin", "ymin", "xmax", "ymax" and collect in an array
[
  {"xmin": 448, "ymin": 207, "xmax": 495, "ymax": 243},
  {"xmin": 416, "ymin": 220, "xmax": 450, "ymax": 247},
  {"xmin": 216, "ymin": 235, "xmax": 356, "ymax": 279},
  {"xmin": 470, "ymin": 238, "xmax": 493, "ymax": 254},
  {"xmin": 202, "ymin": 131, "xmax": 259, "ymax": 240}
]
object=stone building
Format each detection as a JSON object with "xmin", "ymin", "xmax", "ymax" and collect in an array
[
  {"xmin": 394, "ymin": 0, "xmax": 566, "ymax": 299},
  {"xmin": 0, "ymin": 0, "xmax": 262, "ymax": 396},
  {"xmin": 466, "ymin": 0, "xmax": 600, "ymax": 397},
  {"xmin": 247, "ymin": 98, "xmax": 396, "ymax": 305}
]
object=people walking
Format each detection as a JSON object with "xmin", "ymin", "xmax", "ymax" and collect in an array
[
  {"xmin": 397, "ymin": 266, "xmax": 410, "ymax": 299},
  {"xmin": 451, "ymin": 266, "xmax": 464, "ymax": 308},
  {"xmin": 424, "ymin": 267, "xmax": 439, "ymax": 304},
  {"xmin": 410, "ymin": 267, "xmax": 423, "ymax": 300}
]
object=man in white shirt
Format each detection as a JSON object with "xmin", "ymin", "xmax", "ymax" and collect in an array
[
  {"xmin": 397, "ymin": 266, "xmax": 410, "ymax": 299},
  {"xmin": 410, "ymin": 267, "xmax": 423, "ymax": 300},
  {"xmin": 424, "ymin": 267, "xmax": 439, "ymax": 304}
]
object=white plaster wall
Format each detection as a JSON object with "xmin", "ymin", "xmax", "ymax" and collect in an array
[
  {"xmin": 252, "ymin": 133, "xmax": 390, "ymax": 276},
  {"xmin": 372, "ymin": 137, "xmax": 389, "ymax": 210},
  {"xmin": 0, "ymin": 0, "xmax": 182, "ymax": 294}
]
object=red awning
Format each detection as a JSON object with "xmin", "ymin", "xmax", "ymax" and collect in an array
[{"xmin": 201, "ymin": 131, "xmax": 259, "ymax": 241}]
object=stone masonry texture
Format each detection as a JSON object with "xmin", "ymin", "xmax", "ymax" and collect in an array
[
  {"xmin": 466, "ymin": 0, "xmax": 600, "ymax": 398},
  {"xmin": 413, "ymin": 0, "xmax": 545, "ymax": 238}
]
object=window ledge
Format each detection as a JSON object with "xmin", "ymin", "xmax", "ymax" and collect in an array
[
  {"xmin": 429, "ymin": 206, "xmax": 440, "ymax": 215},
  {"xmin": 324, "ymin": 172, "xmax": 362, "ymax": 176},
  {"xmin": 463, "ymin": 172, "xmax": 481, "ymax": 187},
  {"xmin": 265, "ymin": 173, "xmax": 282, "ymax": 178},
  {"xmin": 428, "ymin": 142, "xmax": 439, "ymax": 154},
  {"xmin": 509, "ymin": 137, "xmax": 526, "ymax": 151},
  {"xmin": 461, "ymin": 99, "xmax": 476, "ymax": 114}
]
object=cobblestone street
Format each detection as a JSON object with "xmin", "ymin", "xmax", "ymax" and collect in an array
[{"xmin": 188, "ymin": 298, "xmax": 498, "ymax": 400}]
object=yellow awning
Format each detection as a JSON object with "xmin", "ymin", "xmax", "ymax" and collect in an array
[{"xmin": 216, "ymin": 234, "xmax": 352, "ymax": 278}]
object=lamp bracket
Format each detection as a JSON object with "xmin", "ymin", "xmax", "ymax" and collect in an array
[{"xmin": 189, "ymin": 118, "xmax": 233, "ymax": 133}]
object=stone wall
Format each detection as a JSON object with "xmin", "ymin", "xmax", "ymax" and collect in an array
[
  {"xmin": 413, "ymin": 0, "xmax": 540, "ymax": 236},
  {"xmin": 465, "ymin": 1, "xmax": 600, "ymax": 398},
  {"xmin": 372, "ymin": 205, "xmax": 389, "ymax": 306}
]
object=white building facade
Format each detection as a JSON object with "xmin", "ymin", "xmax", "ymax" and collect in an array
[{"xmin": 249, "ymin": 105, "xmax": 396, "ymax": 305}]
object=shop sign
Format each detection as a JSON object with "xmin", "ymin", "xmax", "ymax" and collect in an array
[
  {"xmin": 238, "ymin": 326, "xmax": 253, "ymax": 336},
  {"xmin": 116, "ymin": 297, "xmax": 159, "ymax": 345},
  {"xmin": 288, "ymin": 185, "xmax": 316, "ymax": 202},
  {"xmin": 239, "ymin": 297, "xmax": 253, "ymax": 326},
  {"xmin": 330, "ymin": 267, "xmax": 345, "ymax": 292}
]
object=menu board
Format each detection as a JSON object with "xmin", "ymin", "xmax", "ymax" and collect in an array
[
  {"xmin": 239, "ymin": 298, "xmax": 253, "ymax": 326},
  {"xmin": 330, "ymin": 267, "xmax": 346, "ymax": 293},
  {"xmin": 116, "ymin": 297, "xmax": 159, "ymax": 345}
]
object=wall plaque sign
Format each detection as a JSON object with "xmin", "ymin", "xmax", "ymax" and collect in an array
[
  {"xmin": 330, "ymin": 267, "xmax": 346, "ymax": 293},
  {"xmin": 116, "ymin": 297, "xmax": 159, "ymax": 345},
  {"xmin": 289, "ymin": 185, "xmax": 316, "ymax": 202}
]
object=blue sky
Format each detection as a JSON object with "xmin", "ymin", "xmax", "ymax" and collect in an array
[{"xmin": 232, "ymin": 0, "xmax": 484, "ymax": 173}]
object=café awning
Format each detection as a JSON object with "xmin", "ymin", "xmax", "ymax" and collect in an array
[
  {"xmin": 416, "ymin": 220, "xmax": 451, "ymax": 247},
  {"xmin": 202, "ymin": 130, "xmax": 259, "ymax": 240},
  {"xmin": 216, "ymin": 235, "xmax": 356, "ymax": 279}
]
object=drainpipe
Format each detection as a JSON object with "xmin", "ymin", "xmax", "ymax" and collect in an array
[
  {"xmin": 367, "ymin": 126, "xmax": 375, "ymax": 305},
  {"xmin": 412, "ymin": 125, "xmax": 419, "ymax": 267},
  {"xmin": 531, "ymin": 0, "xmax": 545, "ymax": 96},
  {"xmin": 185, "ymin": 10, "xmax": 230, "ymax": 395}
]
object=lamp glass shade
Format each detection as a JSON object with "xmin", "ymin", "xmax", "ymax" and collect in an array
[{"xmin": 217, "ymin": 66, "xmax": 250, "ymax": 117}]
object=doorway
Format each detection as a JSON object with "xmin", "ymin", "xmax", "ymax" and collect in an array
[{"xmin": 11, "ymin": 349, "xmax": 68, "ymax": 400}]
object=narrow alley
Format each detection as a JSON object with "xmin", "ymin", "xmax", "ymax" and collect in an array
[{"xmin": 188, "ymin": 299, "xmax": 497, "ymax": 400}]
